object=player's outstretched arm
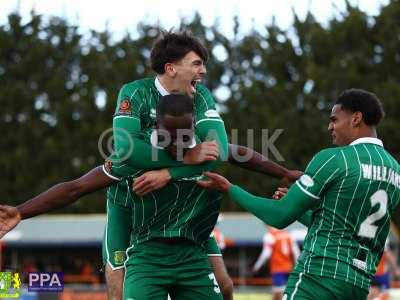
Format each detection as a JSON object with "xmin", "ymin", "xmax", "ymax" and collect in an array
[
  {"xmin": 198, "ymin": 172, "xmax": 317, "ymax": 229},
  {"xmin": 16, "ymin": 166, "xmax": 115, "ymax": 220},
  {"xmin": 0, "ymin": 166, "xmax": 117, "ymax": 239},
  {"xmin": 228, "ymin": 144, "xmax": 302, "ymax": 182},
  {"xmin": 273, "ymin": 187, "xmax": 312, "ymax": 227},
  {"xmin": 0, "ymin": 166, "xmax": 115, "ymax": 238}
]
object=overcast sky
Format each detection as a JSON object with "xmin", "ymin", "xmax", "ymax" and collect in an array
[{"xmin": 1, "ymin": 0, "xmax": 389, "ymax": 38}]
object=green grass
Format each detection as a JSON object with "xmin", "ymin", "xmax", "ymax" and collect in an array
[{"xmin": 233, "ymin": 293, "xmax": 272, "ymax": 300}]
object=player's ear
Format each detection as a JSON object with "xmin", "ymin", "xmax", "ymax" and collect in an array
[
  {"xmin": 351, "ymin": 111, "xmax": 363, "ymax": 127},
  {"xmin": 165, "ymin": 63, "xmax": 176, "ymax": 77}
]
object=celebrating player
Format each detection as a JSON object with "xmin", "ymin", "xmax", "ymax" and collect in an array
[{"xmin": 198, "ymin": 89, "xmax": 400, "ymax": 300}]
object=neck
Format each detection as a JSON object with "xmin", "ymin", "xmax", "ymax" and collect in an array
[
  {"xmin": 157, "ymin": 75, "xmax": 177, "ymax": 94},
  {"xmin": 350, "ymin": 126, "xmax": 377, "ymax": 143}
]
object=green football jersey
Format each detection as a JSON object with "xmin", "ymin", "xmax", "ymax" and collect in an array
[
  {"xmin": 103, "ymin": 78, "xmax": 227, "ymax": 250},
  {"xmin": 104, "ymin": 129, "xmax": 221, "ymax": 247},
  {"xmin": 105, "ymin": 175, "xmax": 221, "ymax": 247},
  {"xmin": 294, "ymin": 137, "xmax": 400, "ymax": 290}
]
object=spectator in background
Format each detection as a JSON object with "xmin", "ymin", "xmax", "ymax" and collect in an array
[
  {"xmin": 212, "ymin": 227, "xmax": 226, "ymax": 252},
  {"xmin": 212, "ymin": 215, "xmax": 226, "ymax": 252},
  {"xmin": 252, "ymin": 226, "xmax": 299, "ymax": 300}
]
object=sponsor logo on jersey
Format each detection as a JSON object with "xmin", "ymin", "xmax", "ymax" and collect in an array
[
  {"xmin": 118, "ymin": 99, "xmax": 131, "ymax": 115},
  {"xmin": 204, "ymin": 109, "xmax": 220, "ymax": 118},
  {"xmin": 300, "ymin": 174, "xmax": 314, "ymax": 187},
  {"xmin": 353, "ymin": 258, "xmax": 367, "ymax": 271}
]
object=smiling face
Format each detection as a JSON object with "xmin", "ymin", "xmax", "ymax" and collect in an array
[
  {"xmin": 167, "ymin": 51, "xmax": 206, "ymax": 97},
  {"xmin": 156, "ymin": 113, "xmax": 195, "ymax": 159},
  {"xmin": 328, "ymin": 104, "xmax": 355, "ymax": 146}
]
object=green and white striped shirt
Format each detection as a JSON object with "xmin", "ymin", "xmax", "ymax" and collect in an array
[
  {"xmin": 105, "ymin": 129, "xmax": 221, "ymax": 247},
  {"xmin": 295, "ymin": 137, "xmax": 400, "ymax": 290}
]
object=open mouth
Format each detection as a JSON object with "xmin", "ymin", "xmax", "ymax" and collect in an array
[{"xmin": 190, "ymin": 79, "xmax": 201, "ymax": 92}]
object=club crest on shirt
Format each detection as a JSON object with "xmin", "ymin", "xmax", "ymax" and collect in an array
[
  {"xmin": 114, "ymin": 251, "xmax": 126, "ymax": 265},
  {"xmin": 118, "ymin": 99, "xmax": 131, "ymax": 115}
]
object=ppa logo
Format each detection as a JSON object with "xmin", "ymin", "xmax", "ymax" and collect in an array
[{"xmin": 28, "ymin": 272, "xmax": 64, "ymax": 292}]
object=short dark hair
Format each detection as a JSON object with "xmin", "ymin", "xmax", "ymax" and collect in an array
[
  {"xmin": 335, "ymin": 89, "xmax": 385, "ymax": 126},
  {"xmin": 150, "ymin": 30, "xmax": 209, "ymax": 74},
  {"xmin": 156, "ymin": 94, "xmax": 194, "ymax": 118}
]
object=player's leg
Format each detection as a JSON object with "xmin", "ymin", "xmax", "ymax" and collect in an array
[
  {"xmin": 105, "ymin": 265, "xmax": 124, "ymax": 300},
  {"xmin": 284, "ymin": 272, "xmax": 368, "ymax": 300},
  {"xmin": 206, "ymin": 235, "xmax": 233, "ymax": 300},
  {"xmin": 208, "ymin": 256, "xmax": 233, "ymax": 300},
  {"xmin": 102, "ymin": 225, "xmax": 126, "ymax": 300},
  {"xmin": 271, "ymin": 272, "xmax": 289, "ymax": 300},
  {"xmin": 102, "ymin": 192, "xmax": 132, "ymax": 300}
]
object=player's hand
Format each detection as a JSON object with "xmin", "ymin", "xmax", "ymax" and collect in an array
[
  {"xmin": 132, "ymin": 169, "xmax": 171, "ymax": 197},
  {"xmin": 281, "ymin": 170, "xmax": 303, "ymax": 187},
  {"xmin": 197, "ymin": 172, "xmax": 232, "ymax": 193},
  {"xmin": 0, "ymin": 205, "xmax": 21, "ymax": 239},
  {"xmin": 273, "ymin": 187, "xmax": 289, "ymax": 200},
  {"xmin": 183, "ymin": 141, "xmax": 219, "ymax": 165}
]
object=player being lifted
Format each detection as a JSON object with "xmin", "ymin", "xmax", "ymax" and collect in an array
[
  {"xmin": 199, "ymin": 89, "xmax": 400, "ymax": 300},
  {"xmin": 105, "ymin": 30, "xmax": 229, "ymax": 299}
]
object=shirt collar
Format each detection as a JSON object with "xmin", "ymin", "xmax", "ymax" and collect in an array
[
  {"xmin": 150, "ymin": 129, "xmax": 197, "ymax": 149},
  {"xmin": 155, "ymin": 77, "xmax": 170, "ymax": 96},
  {"xmin": 350, "ymin": 137, "xmax": 383, "ymax": 147}
]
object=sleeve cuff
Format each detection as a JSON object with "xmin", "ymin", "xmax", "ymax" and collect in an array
[{"xmin": 102, "ymin": 165, "xmax": 122, "ymax": 181}]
